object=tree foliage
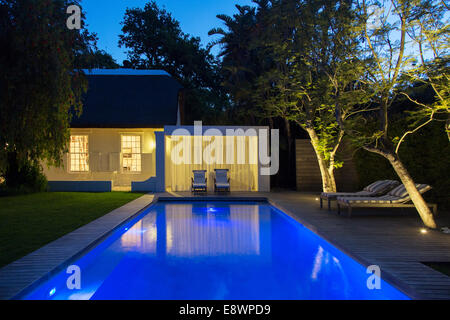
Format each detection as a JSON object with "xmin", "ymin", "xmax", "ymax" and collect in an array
[
  {"xmin": 0, "ymin": 0, "xmax": 96, "ymax": 190},
  {"xmin": 214, "ymin": 0, "xmax": 447, "ymax": 227},
  {"xmin": 119, "ymin": 1, "xmax": 229, "ymax": 124},
  {"xmin": 212, "ymin": 0, "xmax": 371, "ymax": 192},
  {"xmin": 75, "ymin": 49, "xmax": 119, "ymax": 69}
]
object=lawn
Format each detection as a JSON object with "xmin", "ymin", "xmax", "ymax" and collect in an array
[{"xmin": 0, "ymin": 192, "xmax": 144, "ymax": 268}]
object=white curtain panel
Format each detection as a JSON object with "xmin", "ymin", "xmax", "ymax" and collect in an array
[{"xmin": 165, "ymin": 136, "xmax": 259, "ymax": 192}]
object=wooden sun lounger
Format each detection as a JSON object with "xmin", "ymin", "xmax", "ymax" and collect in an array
[
  {"xmin": 336, "ymin": 184, "xmax": 437, "ymax": 217},
  {"xmin": 320, "ymin": 180, "xmax": 399, "ymax": 210}
]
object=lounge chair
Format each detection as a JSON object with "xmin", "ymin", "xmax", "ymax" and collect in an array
[
  {"xmin": 214, "ymin": 169, "xmax": 230, "ymax": 192},
  {"xmin": 320, "ymin": 180, "xmax": 399, "ymax": 210},
  {"xmin": 191, "ymin": 170, "xmax": 207, "ymax": 193},
  {"xmin": 336, "ymin": 183, "xmax": 437, "ymax": 217}
]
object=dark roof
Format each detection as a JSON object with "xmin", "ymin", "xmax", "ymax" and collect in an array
[{"xmin": 71, "ymin": 72, "xmax": 183, "ymax": 128}]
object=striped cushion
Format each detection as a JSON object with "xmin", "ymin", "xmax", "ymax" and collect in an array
[
  {"xmin": 322, "ymin": 180, "xmax": 399, "ymax": 200},
  {"xmin": 339, "ymin": 184, "xmax": 432, "ymax": 204},
  {"xmin": 387, "ymin": 184, "xmax": 431, "ymax": 198},
  {"xmin": 372, "ymin": 180, "xmax": 399, "ymax": 194},
  {"xmin": 363, "ymin": 181, "xmax": 385, "ymax": 192},
  {"xmin": 364, "ymin": 180, "xmax": 399, "ymax": 194}
]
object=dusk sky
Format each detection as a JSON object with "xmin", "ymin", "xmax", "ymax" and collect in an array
[{"xmin": 81, "ymin": 0, "xmax": 254, "ymax": 64}]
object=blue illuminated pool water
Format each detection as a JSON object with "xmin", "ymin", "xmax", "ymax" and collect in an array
[{"xmin": 22, "ymin": 201, "xmax": 409, "ymax": 300}]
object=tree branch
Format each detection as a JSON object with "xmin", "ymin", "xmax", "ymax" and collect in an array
[{"xmin": 395, "ymin": 111, "xmax": 435, "ymax": 154}]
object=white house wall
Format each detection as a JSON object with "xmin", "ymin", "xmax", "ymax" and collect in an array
[
  {"xmin": 44, "ymin": 126, "xmax": 271, "ymax": 192},
  {"xmin": 44, "ymin": 128, "xmax": 161, "ymax": 190}
]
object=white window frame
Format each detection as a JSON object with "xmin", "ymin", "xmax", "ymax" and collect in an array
[
  {"xmin": 121, "ymin": 134, "xmax": 142, "ymax": 173},
  {"xmin": 69, "ymin": 135, "xmax": 89, "ymax": 172}
]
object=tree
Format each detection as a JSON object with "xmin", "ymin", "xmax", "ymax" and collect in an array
[
  {"xmin": 208, "ymin": 4, "xmax": 261, "ymax": 125},
  {"xmin": 119, "ymin": 1, "xmax": 228, "ymax": 124},
  {"xmin": 401, "ymin": 0, "xmax": 449, "ymax": 141},
  {"xmin": 75, "ymin": 49, "xmax": 119, "ymax": 69},
  {"xmin": 0, "ymin": 0, "xmax": 95, "ymax": 191},
  {"xmin": 269, "ymin": 0, "xmax": 370, "ymax": 193},
  {"xmin": 213, "ymin": 0, "xmax": 370, "ymax": 192},
  {"xmin": 348, "ymin": 0, "xmax": 448, "ymax": 228}
]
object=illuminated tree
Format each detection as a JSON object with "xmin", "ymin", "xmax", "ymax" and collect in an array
[
  {"xmin": 348, "ymin": 0, "xmax": 449, "ymax": 228},
  {"xmin": 213, "ymin": 0, "xmax": 371, "ymax": 192}
]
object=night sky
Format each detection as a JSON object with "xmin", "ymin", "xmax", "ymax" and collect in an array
[{"xmin": 82, "ymin": 0, "xmax": 254, "ymax": 64}]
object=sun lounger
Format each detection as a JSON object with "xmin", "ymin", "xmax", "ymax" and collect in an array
[
  {"xmin": 191, "ymin": 170, "xmax": 207, "ymax": 193},
  {"xmin": 214, "ymin": 169, "xmax": 230, "ymax": 192},
  {"xmin": 320, "ymin": 180, "xmax": 399, "ymax": 210},
  {"xmin": 336, "ymin": 183, "xmax": 437, "ymax": 217}
]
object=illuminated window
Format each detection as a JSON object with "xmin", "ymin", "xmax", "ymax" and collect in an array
[
  {"xmin": 70, "ymin": 135, "xmax": 89, "ymax": 172},
  {"xmin": 122, "ymin": 135, "xmax": 141, "ymax": 172}
]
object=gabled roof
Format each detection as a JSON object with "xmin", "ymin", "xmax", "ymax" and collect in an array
[{"xmin": 70, "ymin": 69, "xmax": 183, "ymax": 128}]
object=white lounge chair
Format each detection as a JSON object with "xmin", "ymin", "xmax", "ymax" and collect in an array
[
  {"xmin": 214, "ymin": 169, "xmax": 230, "ymax": 192},
  {"xmin": 336, "ymin": 183, "xmax": 437, "ymax": 217},
  {"xmin": 191, "ymin": 170, "xmax": 207, "ymax": 193},
  {"xmin": 320, "ymin": 180, "xmax": 399, "ymax": 210}
]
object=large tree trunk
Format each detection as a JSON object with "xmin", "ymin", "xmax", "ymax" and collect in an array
[
  {"xmin": 284, "ymin": 118, "xmax": 293, "ymax": 185},
  {"xmin": 327, "ymin": 166, "xmax": 337, "ymax": 193},
  {"xmin": 365, "ymin": 147, "xmax": 437, "ymax": 229},
  {"xmin": 306, "ymin": 127, "xmax": 337, "ymax": 192}
]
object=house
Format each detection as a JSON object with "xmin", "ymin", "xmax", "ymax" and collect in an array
[{"xmin": 44, "ymin": 69, "xmax": 270, "ymax": 193}]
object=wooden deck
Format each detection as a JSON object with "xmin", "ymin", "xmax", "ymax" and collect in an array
[{"xmin": 0, "ymin": 191, "xmax": 449, "ymax": 300}]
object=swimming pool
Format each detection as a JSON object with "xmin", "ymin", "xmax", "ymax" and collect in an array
[{"xmin": 21, "ymin": 201, "xmax": 409, "ymax": 300}]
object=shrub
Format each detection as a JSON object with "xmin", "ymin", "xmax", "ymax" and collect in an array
[{"xmin": 1, "ymin": 159, "xmax": 47, "ymax": 196}]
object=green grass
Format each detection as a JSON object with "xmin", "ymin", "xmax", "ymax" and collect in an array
[{"xmin": 0, "ymin": 192, "xmax": 144, "ymax": 268}]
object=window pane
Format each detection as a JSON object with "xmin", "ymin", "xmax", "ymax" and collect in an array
[
  {"xmin": 121, "ymin": 135, "xmax": 141, "ymax": 172},
  {"xmin": 69, "ymin": 135, "xmax": 89, "ymax": 172}
]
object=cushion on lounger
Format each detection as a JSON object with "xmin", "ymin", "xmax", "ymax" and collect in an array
[
  {"xmin": 365, "ymin": 180, "xmax": 399, "ymax": 194},
  {"xmin": 338, "ymin": 184, "xmax": 432, "ymax": 205},
  {"xmin": 387, "ymin": 184, "xmax": 431, "ymax": 198},
  {"xmin": 363, "ymin": 180, "xmax": 386, "ymax": 192}
]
